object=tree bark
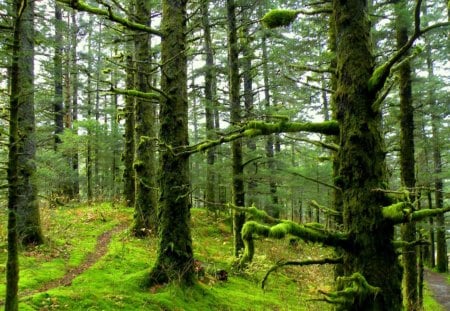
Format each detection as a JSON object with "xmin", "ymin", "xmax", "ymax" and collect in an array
[
  {"xmin": 53, "ymin": 3, "xmax": 64, "ymax": 150},
  {"xmin": 132, "ymin": 0, "xmax": 158, "ymax": 236},
  {"xmin": 201, "ymin": 0, "xmax": 218, "ymax": 214},
  {"xmin": 11, "ymin": 0, "xmax": 44, "ymax": 246},
  {"xmin": 396, "ymin": 3, "xmax": 418, "ymax": 309},
  {"xmin": 333, "ymin": 1, "xmax": 403, "ymax": 309},
  {"xmin": 147, "ymin": 0, "xmax": 194, "ymax": 285},
  {"xmin": 227, "ymin": 0, "xmax": 245, "ymax": 257}
]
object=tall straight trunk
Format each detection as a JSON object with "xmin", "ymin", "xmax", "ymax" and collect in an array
[
  {"xmin": 122, "ymin": 49, "xmax": 136, "ymax": 207},
  {"xmin": 423, "ymin": 12, "xmax": 447, "ymax": 272},
  {"xmin": 11, "ymin": 0, "xmax": 43, "ymax": 246},
  {"xmin": 260, "ymin": 19, "xmax": 278, "ymax": 218},
  {"xmin": 86, "ymin": 16, "xmax": 94, "ymax": 202},
  {"xmin": 432, "ymin": 115, "xmax": 447, "ymax": 272},
  {"xmin": 6, "ymin": 0, "xmax": 42, "ymax": 308},
  {"xmin": 53, "ymin": 3, "xmax": 64, "ymax": 149},
  {"xmin": 94, "ymin": 23, "xmax": 102, "ymax": 193},
  {"xmin": 147, "ymin": 0, "xmax": 194, "ymax": 285},
  {"xmin": 227, "ymin": 0, "xmax": 245, "ymax": 256},
  {"xmin": 201, "ymin": 0, "xmax": 218, "ymax": 214},
  {"xmin": 396, "ymin": 3, "xmax": 418, "ymax": 309},
  {"xmin": 70, "ymin": 12, "xmax": 79, "ymax": 199},
  {"xmin": 242, "ymin": 9, "xmax": 257, "ymax": 208},
  {"xmin": 132, "ymin": 0, "xmax": 158, "ymax": 236},
  {"xmin": 333, "ymin": 0, "xmax": 402, "ymax": 309}
]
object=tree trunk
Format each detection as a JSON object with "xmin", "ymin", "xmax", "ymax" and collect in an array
[
  {"xmin": 70, "ymin": 11, "xmax": 79, "ymax": 199},
  {"xmin": 53, "ymin": 3, "xmax": 64, "ymax": 150},
  {"xmin": 147, "ymin": 0, "xmax": 194, "ymax": 285},
  {"xmin": 333, "ymin": 1, "xmax": 402, "ymax": 309},
  {"xmin": 6, "ymin": 0, "xmax": 42, "ymax": 308},
  {"xmin": 132, "ymin": 0, "xmax": 158, "ymax": 236},
  {"xmin": 11, "ymin": 0, "xmax": 44, "ymax": 246},
  {"xmin": 122, "ymin": 49, "xmax": 136, "ymax": 207},
  {"xmin": 227, "ymin": 0, "xmax": 245, "ymax": 257},
  {"xmin": 396, "ymin": 3, "xmax": 418, "ymax": 309},
  {"xmin": 201, "ymin": 0, "xmax": 218, "ymax": 215}
]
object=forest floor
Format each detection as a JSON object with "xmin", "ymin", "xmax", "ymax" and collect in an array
[
  {"xmin": 424, "ymin": 269, "xmax": 450, "ymax": 311},
  {"xmin": 0, "ymin": 202, "xmax": 447, "ymax": 310}
]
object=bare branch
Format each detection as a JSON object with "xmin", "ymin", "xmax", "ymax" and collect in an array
[
  {"xmin": 262, "ymin": 257, "xmax": 343, "ymax": 289},
  {"xmin": 368, "ymin": 0, "xmax": 450, "ymax": 94}
]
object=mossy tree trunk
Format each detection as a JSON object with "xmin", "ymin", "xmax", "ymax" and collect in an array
[
  {"xmin": 333, "ymin": 1, "xmax": 403, "ymax": 309},
  {"xmin": 86, "ymin": 16, "xmax": 94, "ymax": 202},
  {"xmin": 395, "ymin": 2, "xmax": 418, "ymax": 309},
  {"xmin": 227, "ymin": 0, "xmax": 245, "ymax": 257},
  {"xmin": 201, "ymin": 0, "xmax": 218, "ymax": 214},
  {"xmin": 11, "ymin": 0, "xmax": 44, "ymax": 247},
  {"xmin": 147, "ymin": 0, "xmax": 194, "ymax": 285},
  {"xmin": 6, "ymin": 0, "xmax": 41, "ymax": 308},
  {"xmin": 132, "ymin": 0, "xmax": 158, "ymax": 236}
]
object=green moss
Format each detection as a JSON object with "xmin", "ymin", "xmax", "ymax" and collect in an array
[
  {"xmin": 368, "ymin": 63, "xmax": 387, "ymax": 93},
  {"xmin": 261, "ymin": 9, "xmax": 299, "ymax": 28},
  {"xmin": 382, "ymin": 202, "xmax": 409, "ymax": 222}
]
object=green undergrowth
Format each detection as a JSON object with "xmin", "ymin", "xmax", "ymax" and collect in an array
[{"xmin": 0, "ymin": 205, "xmax": 444, "ymax": 310}]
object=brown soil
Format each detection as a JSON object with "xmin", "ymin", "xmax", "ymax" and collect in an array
[
  {"xmin": 424, "ymin": 269, "xmax": 450, "ymax": 311},
  {"xmin": 21, "ymin": 221, "xmax": 129, "ymax": 297}
]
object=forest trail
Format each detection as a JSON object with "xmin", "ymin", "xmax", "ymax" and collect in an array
[
  {"xmin": 19, "ymin": 221, "xmax": 129, "ymax": 299},
  {"xmin": 425, "ymin": 269, "xmax": 450, "ymax": 311}
]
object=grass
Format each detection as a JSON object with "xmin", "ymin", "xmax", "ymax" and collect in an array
[{"xmin": 0, "ymin": 203, "xmax": 446, "ymax": 310}]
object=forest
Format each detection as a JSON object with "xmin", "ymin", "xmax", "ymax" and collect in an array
[{"xmin": 1, "ymin": 0, "xmax": 449, "ymax": 310}]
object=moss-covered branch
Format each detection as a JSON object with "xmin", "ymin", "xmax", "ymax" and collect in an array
[
  {"xmin": 383, "ymin": 201, "xmax": 450, "ymax": 224},
  {"xmin": 111, "ymin": 88, "xmax": 160, "ymax": 101},
  {"xmin": 261, "ymin": 257, "xmax": 343, "ymax": 289},
  {"xmin": 58, "ymin": 0, "xmax": 163, "ymax": 36},
  {"xmin": 368, "ymin": 0, "xmax": 450, "ymax": 94},
  {"xmin": 179, "ymin": 120, "xmax": 339, "ymax": 156},
  {"xmin": 239, "ymin": 220, "xmax": 349, "ymax": 267},
  {"xmin": 318, "ymin": 273, "xmax": 381, "ymax": 307}
]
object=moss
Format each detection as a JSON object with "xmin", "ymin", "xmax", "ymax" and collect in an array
[
  {"xmin": 367, "ymin": 63, "xmax": 388, "ymax": 93},
  {"xmin": 261, "ymin": 9, "xmax": 299, "ymax": 28},
  {"xmin": 382, "ymin": 202, "xmax": 409, "ymax": 221}
]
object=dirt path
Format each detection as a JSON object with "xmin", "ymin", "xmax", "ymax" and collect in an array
[
  {"xmin": 424, "ymin": 269, "xmax": 450, "ymax": 311},
  {"xmin": 0, "ymin": 221, "xmax": 128, "ymax": 306}
]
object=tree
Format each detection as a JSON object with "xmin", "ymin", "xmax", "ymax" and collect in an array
[
  {"xmin": 6, "ymin": 0, "xmax": 43, "ymax": 308},
  {"xmin": 396, "ymin": 2, "xmax": 419, "ymax": 309},
  {"xmin": 131, "ymin": 0, "xmax": 158, "ymax": 236},
  {"xmin": 9, "ymin": 0, "xmax": 44, "ymax": 246},
  {"xmin": 147, "ymin": 0, "xmax": 194, "ymax": 285},
  {"xmin": 227, "ymin": 0, "xmax": 246, "ymax": 257}
]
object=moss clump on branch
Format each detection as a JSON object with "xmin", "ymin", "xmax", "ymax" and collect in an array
[
  {"xmin": 382, "ymin": 202, "xmax": 410, "ymax": 223},
  {"xmin": 319, "ymin": 273, "xmax": 381, "ymax": 307},
  {"xmin": 261, "ymin": 9, "xmax": 299, "ymax": 28}
]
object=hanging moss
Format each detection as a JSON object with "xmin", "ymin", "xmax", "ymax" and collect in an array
[{"xmin": 261, "ymin": 9, "xmax": 299, "ymax": 29}]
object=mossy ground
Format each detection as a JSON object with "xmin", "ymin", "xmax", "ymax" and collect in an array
[{"xmin": 0, "ymin": 203, "xmax": 445, "ymax": 310}]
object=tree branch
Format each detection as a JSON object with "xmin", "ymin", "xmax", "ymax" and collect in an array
[
  {"xmin": 239, "ymin": 220, "xmax": 349, "ymax": 267},
  {"xmin": 383, "ymin": 201, "xmax": 450, "ymax": 224},
  {"xmin": 110, "ymin": 87, "xmax": 160, "ymax": 101},
  {"xmin": 368, "ymin": 0, "xmax": 450, "ymax": 94},
  {"xmin": 58, "ymin": 0, "xmax": 163, "ymax": 37},
  {"xmin": 281, "ymin": 168, "xmax": 342, "ymax": 192},
  {"xmin": 262, "ymin": 257, "xmax": 343, "ymax": 289}
]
